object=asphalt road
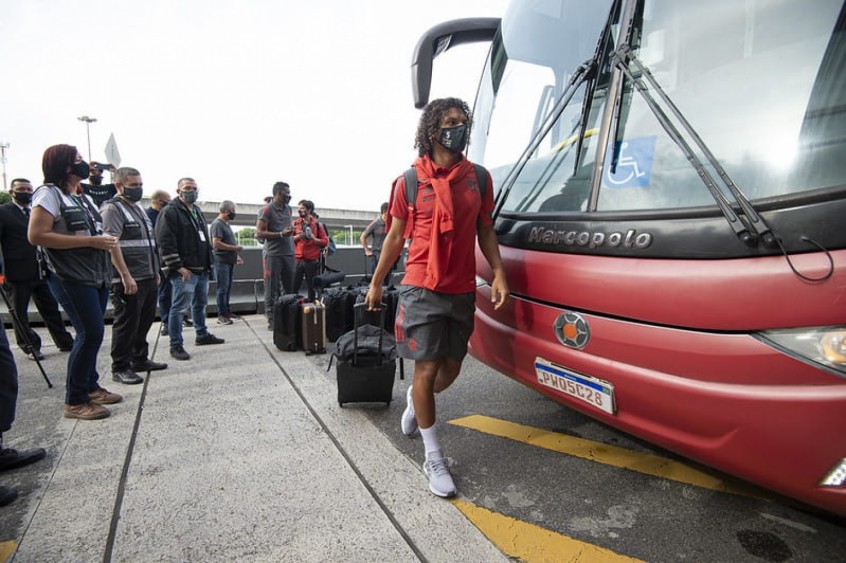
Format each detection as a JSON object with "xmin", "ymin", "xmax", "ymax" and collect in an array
[{"xmin": 309, "ymin": 352, "xmax": 846, "ymax": 563}]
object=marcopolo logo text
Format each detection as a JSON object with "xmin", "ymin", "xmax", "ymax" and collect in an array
[{"xmin": 528, "ymin": 227, "xmax": 653, "ymax": 249}]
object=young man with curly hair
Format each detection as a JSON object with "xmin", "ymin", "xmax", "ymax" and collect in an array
[{"xmin": 365, "ymin": 97, "xmax": 509, "ymax": 498}]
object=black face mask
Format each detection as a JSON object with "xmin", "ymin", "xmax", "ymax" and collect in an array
[
  {"xmin": 72, "ymin": 161, "xmax": 90, "ymax": 180},
  {"xmin": 123, "ymin": 187, "xmax": 143, "ymax": 202},
  {"xmin": 227, "ymin": 211, "xmax": 236, "ymax": 220},
  {"xmin": 12, "ymin": 192, "xmax": 33, "ymax": 205},
  {"xmin": 438, "ymin": 124, "xmax": 468, "ymax": 153}
]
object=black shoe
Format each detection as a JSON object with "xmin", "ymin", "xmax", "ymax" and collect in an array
[
  {"xmin": 228, "ymin": 313, "xmax": 240, "ymax": 320},
  {"xmin": 0, "ymin": 485, "xmax": 17, "ymax": 507},
  {"xmin": 27, "ymin": 350, "xmax": 45, "ymax": 361},
  {"xmin": 131, "ymin": 359, "xmax": 168, "ymax": 372},
  {"xmin": 170, "ymin": 345, "xmax": 190, "ymax": 361},
  {"xmin": 0, "ymin": 446, "xmax": 47, "ymax": 472},
  {"xmin": 160, "ymin": 325, "xmax": 169, "ymax": 336},
  {"xmin": 183, "ymin": 317, "xmax": 193, "ymax": 327},
  {"xmin": 195, "ymin": 333, "xmax": 224, "ymax": 346},
  {"xmin": 56, "ymin": 335, "xmax": 74, "ymax": 352},
  {"xmin": 112, "ymin": 369, "xmax": 144, "ymax": 385}
]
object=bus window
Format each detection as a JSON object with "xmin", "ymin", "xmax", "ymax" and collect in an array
[
  {"xmin": 595, "ymin": 0, "xmax": 844, "ymax": 212},
  {"xmin": 469, "ymin": 0, "xmax": 614, "ymax": 211}
]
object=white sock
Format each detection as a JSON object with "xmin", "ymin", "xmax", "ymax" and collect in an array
[{"xmin": 419, "ymin": 425, "xmax": 441, "ymax": 456}]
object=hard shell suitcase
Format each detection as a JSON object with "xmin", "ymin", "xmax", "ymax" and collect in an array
[
  {"xmin": 301, "ymin": 301, "xmax": 327, "ymax": 355},
  {"xmin": 333, "ymin": 303, "xmax": 397, "ymax": 407},
  {"xmin": 273, "ymin": 294, "xmax": 304, "ymax": 351}
]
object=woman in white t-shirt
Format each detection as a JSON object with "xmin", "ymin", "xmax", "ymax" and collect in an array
[{"xmin": 28, "ymin": 144, "xmax": 122, "ymax": 421}]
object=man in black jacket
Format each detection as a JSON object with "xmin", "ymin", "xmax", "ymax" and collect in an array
[
  {"xmin": 0, "ymin": 179, "xmax": 74, "ymax": 359},
  {"xmin": 155, "ymin": 178, "xmax": 224, "ymax": 361}
]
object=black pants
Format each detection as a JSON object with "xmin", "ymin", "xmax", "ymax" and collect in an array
[
  {"xmin": 110, "ymin": 277, "xmax": 158, "ymax": 371},
  {"xmin": 0, "ymin": 326, "xmax": 17, "ymax": 434},
  {"xmin": 293, "ymin": 259, "xmax": 320, "ymax": 301},
  {"xmin": 6, "ymin": 279, "xmax": 73, "ymax": 353}
]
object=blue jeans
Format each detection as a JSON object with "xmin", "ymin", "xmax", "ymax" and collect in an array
[
  {"xmin": 214, "ymin": 262, "xmax": 234, "ymax": 317},
  {"xmin": 46, "ymin": 274, "xmax": 109, "ymax": 405},
  {"xmin": 168, "ymin": 271, "xmax": 209, "ymax": 347}
]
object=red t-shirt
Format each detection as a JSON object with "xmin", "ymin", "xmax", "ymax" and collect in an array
[
  {"xmin": 391, "ymin": 156, "xmax": 494, "ymax": 293},
  {"xmin": 293, "ymin": 217, "xmax": 328, "ymax": 261}
]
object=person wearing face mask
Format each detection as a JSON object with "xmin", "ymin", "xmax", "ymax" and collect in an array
[
  {"xmin": 255, "ymin": 181, "xmax": 296, "ymax": 330},
  {"xmin": 29, "ymin": 144, "xmax": 123, "ymax": 421},
  {"xmin": 292, "ymin": 199, "xmax": 329, "ymax": 302},
  {"xmin": 80, "ymin": 161, "xmax": 117, "ymax": 208},
  {"xmin": 210, "ymin": 200, "xmax": 243, "ymax": 325},
  {"xmin": 0, "ymin": 178, "xmax": 74, "ymax": 359},
  {"xmin": 155, "ymin": 178, "xmax": 224, "ymax": 361},
  {"xmin": 100, "ymin": 167, "xmax": 168, "ymax": 384},
  {"xmin": 364, "ymin": 98, "xmax": 509, "ymax": 499}
]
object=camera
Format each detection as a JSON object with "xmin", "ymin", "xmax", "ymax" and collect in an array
[
  {"xmin": 94, "ymin": 163, "xmax": 111, "ymax": 172},
  {"xmin": 303, "ymin": 226, "xmax": 313, "ymax": 240}
]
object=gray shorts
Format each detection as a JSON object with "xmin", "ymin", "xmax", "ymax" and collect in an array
[{"xmin": 394, "ymin": 285, "xmax": 476, "ymax": 361}]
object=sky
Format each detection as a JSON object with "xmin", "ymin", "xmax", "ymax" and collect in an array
[{"xmin": 0, "ymin": 0, "xmax": 508, "ymax": 213}]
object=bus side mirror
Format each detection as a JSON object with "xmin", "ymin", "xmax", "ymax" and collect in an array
[{"xmin": 412, "ymin": 17, "xmax": 501, "ymax": 109}]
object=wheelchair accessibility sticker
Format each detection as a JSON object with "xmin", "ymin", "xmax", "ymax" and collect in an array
[{"xmin": 604, "ymin": 135, "xmax": 657, "ymax": 188}]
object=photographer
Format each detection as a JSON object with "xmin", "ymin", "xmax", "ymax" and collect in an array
[
  {"xmin": 292, "ymin": 200, "xmax": 328, "ymax": 301},
  {"xmin": 80, "ymin": 161, "xmax": 117, "ymax": 208}
]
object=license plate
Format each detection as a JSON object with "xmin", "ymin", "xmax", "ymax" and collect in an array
[{"xmin": 535, "ymin": 357, "xmax": 616, "ymax": 415}]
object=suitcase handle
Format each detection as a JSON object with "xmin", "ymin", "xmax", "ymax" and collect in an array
[{"xmin": 352, "ymin": 302, "xmax": 385, "ymax": 366}]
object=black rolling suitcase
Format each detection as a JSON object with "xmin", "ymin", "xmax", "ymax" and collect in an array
[
  {"xmin": 273, "ymin": 294, "xmax": 304, "ymax": 351},
  {"xmin": 331, "ymin": 303, "xmax": 399, "ymax": 407},
  {"xmin": 301, "ymin": 300, "xmax": 327, "ymax": 355},
  {"xmin": 355, "ymin": 285, "xmax": 400, "ymax": 333}
]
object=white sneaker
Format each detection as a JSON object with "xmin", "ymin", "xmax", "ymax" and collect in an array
[
  {"xmin": 401, "ymin": 386, "xmax": 418, "ymax": 436},
  {"xmin": 423, "ymin": 450, "xmax": 456, "ymax": 498}
]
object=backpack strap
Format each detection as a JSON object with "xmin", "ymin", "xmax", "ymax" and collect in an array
[
  {"xmin": 403, "ymin": 167, "xmax": 418, "ymax": 210},
  {"xmin": 394, "ymin": 163, "xmax": 488, "ymax": 237},
  {"xmin": 405, "ymin": 164, "xmax": 487, "ymax": 209},
  {"xmin": 473, "ymin": 163, "xmax": 488, "ymax": 199}
]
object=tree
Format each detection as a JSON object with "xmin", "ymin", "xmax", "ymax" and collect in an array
[
  {"xmin": 0, "ymin": 191, "xmax": 9, "ymax": 205},
  {"xmin": 236, "ymin": 227, "xmax": 257, "ymax": 246}
]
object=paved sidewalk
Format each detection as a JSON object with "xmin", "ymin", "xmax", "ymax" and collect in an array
[{"xmin": 0, "ymin": 315, "xmax": 507, "ymax": 562}]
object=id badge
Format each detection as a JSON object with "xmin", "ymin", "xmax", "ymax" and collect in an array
[{"xmin": 198, "ymin": 230, "xmax": 206, "ymax": 242}]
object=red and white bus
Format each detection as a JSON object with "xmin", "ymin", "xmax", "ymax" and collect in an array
[{"xmin": 412, "ymin": 0, "xmax": 846, "ymax": 516}]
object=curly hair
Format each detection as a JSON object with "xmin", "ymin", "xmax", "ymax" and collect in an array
[{"xmin": 414, "ymin": 97, "xmax": 472, "ymax": 157}]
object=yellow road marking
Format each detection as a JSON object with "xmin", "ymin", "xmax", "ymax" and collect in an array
[
  {"xmin": 452, "ymin": 499, "xmax": 644, "ymax": 563},
  {"xmin": 450, "ymin": 414, "xmax": 767, "ymax": 498},
  {"xmin": 0, "ymin": 541, "xmax": 16, "ymax": 563}
]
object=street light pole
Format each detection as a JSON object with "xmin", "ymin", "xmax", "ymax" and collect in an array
[
  {"xmin": 0, "ymin": 142, "xmax": 9, "ymax": 192},
  {"xmin": 344, "ymin": 225, "xmax": 354, "ymax": 246},
  {"xmin": 77, "ymin": 115, "xmax": 97, "ymax": 161}
]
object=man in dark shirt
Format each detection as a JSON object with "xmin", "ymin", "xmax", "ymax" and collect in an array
[
  {"xmin": 80, "ymin": 161, "xmax": 117, "ymax": 208},
  {"xmin": 210, "ymin": 200, "xmax": 243, "ymax": 325},
  {"xmin": 0, "ymin": 178, "xmax": 74, "ymax": 359},
  {"xmin": 146, "ymin": 189, "xmax": 177, "ymax": 335},
  {"xmin": 360, "ymin": 201, "xmax": 398, "ymax": 285}
]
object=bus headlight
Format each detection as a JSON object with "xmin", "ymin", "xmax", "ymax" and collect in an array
[{"xmin": 756, "ymin": 327, "xmax": 846, "ymax": 377}]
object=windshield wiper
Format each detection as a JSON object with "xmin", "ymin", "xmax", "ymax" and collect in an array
[{"xmin": 610, "ymin": 43, "xmax": 776, "ymax": 248}]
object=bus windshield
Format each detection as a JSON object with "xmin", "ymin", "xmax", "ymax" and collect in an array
[{"xmin": 471, "ymin": 0, "xmax": 846, "ymax": 215}]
